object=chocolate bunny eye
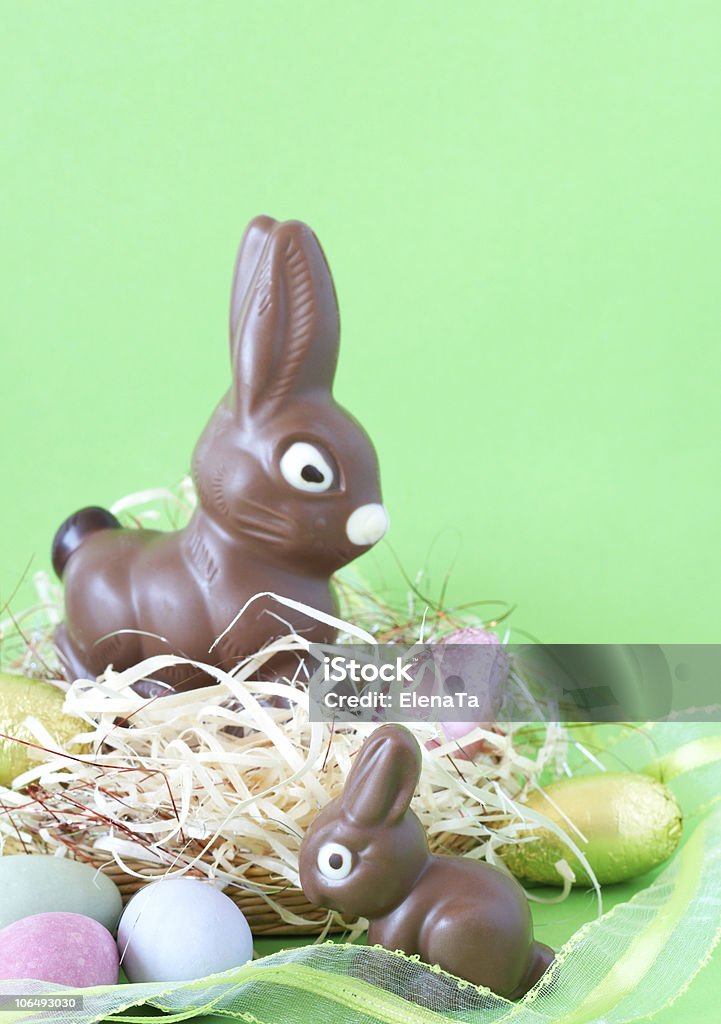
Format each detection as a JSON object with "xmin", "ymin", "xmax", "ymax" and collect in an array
[
  {"xmin": 280, "ymin": 442, "xmax": 336, "ymax": 493},
  {"xmin": 317, "ymin": 842, "xmax": 353, "ymax": 880}
]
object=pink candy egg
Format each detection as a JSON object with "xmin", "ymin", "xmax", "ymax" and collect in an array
[{"xmin": 0, "ymin": 912, "xmax": 119, "ymax": 987}]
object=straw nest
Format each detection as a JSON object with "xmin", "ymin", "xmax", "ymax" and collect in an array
[{"xmin": 0, "ymin": 482, "xmax": 576, "ymax": 937}]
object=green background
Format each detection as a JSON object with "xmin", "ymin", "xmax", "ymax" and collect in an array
[
  {"xmin": 3, "ymin": 1, "xmax": 721, "ymax": 640},
  {"xmin": 1, "ymin": 2, "xmax": 720, "ymax": 1019}
]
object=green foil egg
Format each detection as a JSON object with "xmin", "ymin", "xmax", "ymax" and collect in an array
[
  {"xmin": 0, "ymin": 672, "xmax": 88, "ymax": 787},
  {"xmin": 499, "ymin": 772, "xmax": 683, "ymax": 886}
]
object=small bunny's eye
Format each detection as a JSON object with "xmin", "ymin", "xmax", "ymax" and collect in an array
[
  {"xmin": 317, "ymin": 842, "xmax": 353, "ymax": 880},
  {"xmin": 280, "ymin": 442, "xmax": 335, "ymax": 493}
]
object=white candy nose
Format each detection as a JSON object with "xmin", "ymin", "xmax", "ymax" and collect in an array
[{"xmin": 346, "ymin": 503, "xmax": 389, "ymax": 546}]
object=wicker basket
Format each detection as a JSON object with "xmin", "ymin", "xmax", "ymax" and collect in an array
[{"xmin": 98, "ymin": 831, "xmax": 476, "ymax": 936}]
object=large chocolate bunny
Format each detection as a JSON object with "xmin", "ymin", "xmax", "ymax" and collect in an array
[
  {"xmin": 52, "ymin": 217, "xmax": 387, "ymax": 691},
  {"xmin": 299, "ymin": 725, "xmax": 554, "ymax": 999}
]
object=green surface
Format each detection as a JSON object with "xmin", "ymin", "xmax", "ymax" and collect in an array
[{"xmin": 2, "ymin": 2, "xmax": 720, "ymax": 1019}]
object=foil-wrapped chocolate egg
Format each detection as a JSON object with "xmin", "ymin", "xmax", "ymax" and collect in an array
[{"xmin": 499, "ymin": 772, "xmax": 683, "ymax": 885}]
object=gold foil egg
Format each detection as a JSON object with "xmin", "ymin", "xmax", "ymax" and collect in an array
[
  {"xmin": 0, "ymin": 672, "xmax": 88, "ymax": 787},
  {"xmin": 499, "ymin": 772, "xmax": 683, "ymax": 886}
]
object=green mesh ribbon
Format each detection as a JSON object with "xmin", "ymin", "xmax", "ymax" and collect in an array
[{"xmin": 1, "ymin": 723, "xmax": 719, "ymax": 1024}]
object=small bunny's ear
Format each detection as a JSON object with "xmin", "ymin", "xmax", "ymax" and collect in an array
[
  {"xmin": 341, "ymin": 726, "xmax": 422, "ymax": 828},
  {"xmin": 231, "ymin": 219, "xmax": 340, "ymax": 419},
  {"xmin": 229, "ymin": 215, "xmax": 277, "ymax": 356}
]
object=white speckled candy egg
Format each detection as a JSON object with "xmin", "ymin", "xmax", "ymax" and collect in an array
[
  {"xmin": 0, "ymin": 855, "xmax": 122, "ymax": 933},
  {"xmin": 117, "ymin": 878, "xmax": 253, "ymax": 982},
  {"xmin": 0, "ymin": 912, "xmax": 119, "ymax": 986}
]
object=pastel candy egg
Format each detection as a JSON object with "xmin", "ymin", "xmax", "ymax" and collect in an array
[
  {"xmin": 117, "ymin": 878, "xmax": 253, "ymax": 982},
  {"xmin": 0, "ymin": 856, "xmax": 122, "ymax": 933},
  {"xmin": 0, "ymin": 912, "xmax": 119, "ymax": 986}
]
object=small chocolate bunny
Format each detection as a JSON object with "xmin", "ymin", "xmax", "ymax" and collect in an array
[
  {"xmin": 299, "ymin": 725, "xmax": 554, "ymax": 999},
  {"xmin": 52, "ymin": 217, "xmax": 387, "ymax": 691}
]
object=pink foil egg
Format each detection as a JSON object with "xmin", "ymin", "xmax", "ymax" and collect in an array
[
  {"xmin": 428, "ymin": 628, "xmax": 508, "ymax": 759},
  {"xmin": 0, "ymin": 912, "xmax": 119, "ymax": 986}
]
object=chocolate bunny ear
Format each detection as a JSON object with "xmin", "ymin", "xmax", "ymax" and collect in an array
[
  {"xmin": 342, "ymin": 726, "xmax": 422, "ymax": 828},
  {"xmin": 229, "ymin": 215, "xmax": 277, "ymax": 354},
  {"xmin": 231, "ymin": 219, "xmax": 340, "ymax": 419}
]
